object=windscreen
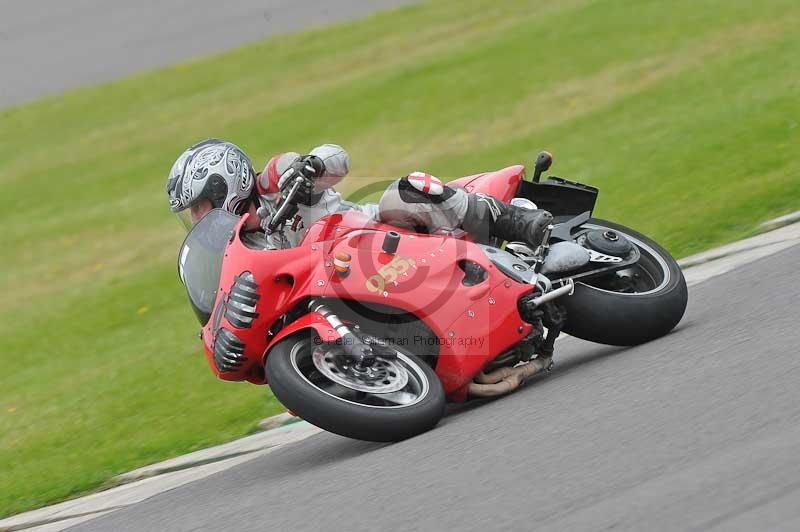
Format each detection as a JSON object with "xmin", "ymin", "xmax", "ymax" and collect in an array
[{"xmin": 177, "ymin": 209, "xmax": 240, "ymax": 324}]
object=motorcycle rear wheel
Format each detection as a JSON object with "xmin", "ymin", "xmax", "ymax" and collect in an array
[
  {"xmin": 560, "ymin": 218, "xmax": 688, "ymax": 346},
  {"xmin": 265, "ymin": 330, "xmax": 446, "ymax": 442}
]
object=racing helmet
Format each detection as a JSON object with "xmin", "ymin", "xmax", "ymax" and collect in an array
[{"xmin": 166, "ymin": 139, "xmax": 255, "ymax": 228}]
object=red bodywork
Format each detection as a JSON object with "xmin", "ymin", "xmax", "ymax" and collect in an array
[{"xmin": 201, "ymin": 166, "xmax": 528, "ymax": 401}]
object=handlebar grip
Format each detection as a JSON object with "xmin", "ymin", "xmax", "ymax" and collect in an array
[{"xmin": 267, "ymin": 178, "xmax": 304, "ymax": 232}]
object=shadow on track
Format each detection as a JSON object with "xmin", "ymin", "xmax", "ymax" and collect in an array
[{"xmin": 265, "ymin": 325, "xmax": 697, "ymax": 472}]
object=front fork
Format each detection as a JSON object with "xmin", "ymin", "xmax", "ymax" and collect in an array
[{"xmin": 307, "ymin": 298, "xmax": 389, "ymax": 369}]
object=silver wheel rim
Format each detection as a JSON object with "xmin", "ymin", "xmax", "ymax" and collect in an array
[
  {"xmin": 579, "ymin": 223, "xmax": 672, "ymax": 296},
  {"xmin": 289, "ymin": 338, "xmax": 430, "ymax": 409}
]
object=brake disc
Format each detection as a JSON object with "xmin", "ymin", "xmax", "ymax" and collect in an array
[{"xmin": 311, "ymin": 346, "xmax": 409, "ymax": 393}]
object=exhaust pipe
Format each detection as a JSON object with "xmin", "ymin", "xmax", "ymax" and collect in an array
[{"xmin": 468, "ymin": 357, "xmax": 552, "ymax": 397}]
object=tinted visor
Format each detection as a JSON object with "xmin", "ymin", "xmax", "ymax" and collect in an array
[
  {"xmin": 174, "ymin": 199, "xmax": 215, "ymax": 232},
  {"xmin": 175, "ymin": 210, "xmax": 194, "ymax": 232}
]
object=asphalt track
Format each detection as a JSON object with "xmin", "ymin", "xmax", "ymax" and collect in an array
[
  {"xmin": 0, "ymin": 0, "xmax": 416, "ymax": 108},
  {"xmin": 68, "ymin": 244, "xmax": 800, "ymax": 531}
]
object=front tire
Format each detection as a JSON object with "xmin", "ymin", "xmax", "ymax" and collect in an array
[
  {"xmin": 265, "ymin": 330, "xmax": 446, "ymax": 442},
  {"xmin": 560, "ymin": 218, "xmax": 688, "ymax": 346}
]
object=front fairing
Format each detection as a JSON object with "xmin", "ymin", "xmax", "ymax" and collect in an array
[
  {"xmin": 199, "ymin": 215, "xmax": 330, "ymax": 383},
  {"xmin": 196, "ymin": 210, "xmax": 536, "ymax": 398}
]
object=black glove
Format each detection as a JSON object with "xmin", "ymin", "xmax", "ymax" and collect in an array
[{"xmin": 278, "ymin": 155, "xmax": 325, "ymax": 206}]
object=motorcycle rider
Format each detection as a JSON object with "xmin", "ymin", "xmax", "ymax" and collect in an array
[{"xmin": 166, "ymin": 138, "xmax": 553, "ymax": 250}]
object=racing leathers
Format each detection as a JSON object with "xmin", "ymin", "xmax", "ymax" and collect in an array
[{"xmin": 250, "ymin": 144, "xmax": 553, "ymax": 251}]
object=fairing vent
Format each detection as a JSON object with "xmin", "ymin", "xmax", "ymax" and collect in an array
[
  {"xmin": 213, "ymin": 328, "xmax": 246, "ymax": 372},
  {"xmin": 224, "ymin": 272, "xmax": 260, "ymax": 328}
]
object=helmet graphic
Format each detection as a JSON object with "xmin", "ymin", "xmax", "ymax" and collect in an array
[{"xmin": 166, "ymin": 138, "xmax": 255, "ymax": 216}]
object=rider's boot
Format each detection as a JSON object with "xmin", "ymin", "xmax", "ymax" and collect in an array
[{"xmin": 461, "ymin": 193, "xmax": 553, "ymax": 249}]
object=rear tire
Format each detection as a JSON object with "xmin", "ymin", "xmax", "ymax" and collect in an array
[
  {"xmin": 560, "ymin": 219, "xmax": 688, "ymax": 346},
  {"xmin": 265, "ymin": 329, "xmax": 446, "ymax": 442}
]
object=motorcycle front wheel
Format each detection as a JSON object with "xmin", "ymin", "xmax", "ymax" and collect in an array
[
  {"xmin": 265, "ymin": 330, "xmax": 446, "ymax": 442},
  {"xmin": 560, "ymin": 218, "xmax": 688, "ymax": 346}
]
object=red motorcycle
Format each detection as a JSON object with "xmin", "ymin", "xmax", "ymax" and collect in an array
[{"xmin": 178, "ymin": 152, "xmax": 687, "ymax": 441}]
